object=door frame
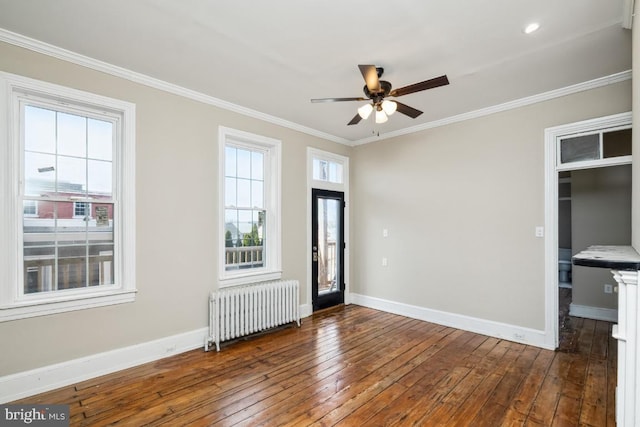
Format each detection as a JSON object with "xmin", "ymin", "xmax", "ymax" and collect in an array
[
  {"xmin": 543, "ymin": 111, "xmax": 632, "ymax": 349},
  {"xmin": 305, "ymin": 148, "xmax": 349, "ymax": 317}
]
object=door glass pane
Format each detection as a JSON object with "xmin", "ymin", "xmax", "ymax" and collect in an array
[
  {"xmin": 317, "ymin": 198, "xmax": 340, "ymax": 294},
  {"xmin": 560, "ymin": 134, "xmax": 600, "ymax": 163}
]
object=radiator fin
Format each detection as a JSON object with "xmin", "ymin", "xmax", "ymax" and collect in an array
[{"xmin": 206, "ymin": 279, "xmax": 300, "ymax": 351}]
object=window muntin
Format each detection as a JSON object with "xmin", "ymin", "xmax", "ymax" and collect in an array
[
  {"xmin": 0, "ymin": 72, "xmax": 136, "ymax": 321},
  {"xmin": 219, "ymin": 127, "xmax": 281, "ymax": 287}
]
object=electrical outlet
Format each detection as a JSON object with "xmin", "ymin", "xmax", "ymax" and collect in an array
[{"xmin": 604, "ymin": 284, "xmax": 613, "ymax": 294}]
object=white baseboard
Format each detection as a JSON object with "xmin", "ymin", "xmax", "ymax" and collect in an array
[
  {"xmin": 350, "ymin": 293, "xmax": 553, "ymax": 350},
  {"xmin": 299, "ymin": 303, "xmax": 313, "ymax": 319},
  {"xmin": 0, "ymin": 327, "xmax": 208, "ymax": 404},
  {"xmin": 569, "ymin": 303, "xmax": 618, "ymax": 322}
]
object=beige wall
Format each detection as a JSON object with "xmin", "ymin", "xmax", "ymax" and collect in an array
[
  {"xmin": 352, "ymin": 80, "xmax": 632, "ymax": 331},
  {"xmin": 0, "ymin": 41, "xmax": 350, "ymax": 375},
  {"xmin": 0, "ymin": 30, "xmax": 635, "ymax": 379},
  {"xmin": 571, "ymin": 165, "xmax": 632, "ymax": 310}
]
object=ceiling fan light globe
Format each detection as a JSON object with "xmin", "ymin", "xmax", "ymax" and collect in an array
[
  {"xmin": 357, "ymin": 103, "xmax": 373, "ymax": 119},
  {"xmin": 381, "ymin": 100, "xmax": 397, "ymax": 115},
  {"xmin": 375, "ymin": 110, "xmax": 388, "ymax": 124}
]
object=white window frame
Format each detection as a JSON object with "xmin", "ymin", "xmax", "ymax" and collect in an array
[
  {"xmin": 0, "ymin": 72, "xmax": 136, "ymax": 321},
  {"xmin": 218, "ymin": 126, "xmax": 281, "ymax": 287}
]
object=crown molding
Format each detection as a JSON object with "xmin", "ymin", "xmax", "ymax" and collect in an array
[
  {"xmin": 0, "ymin": 28, "xmax": 630, "ymax": 148},
  {"xmin": 352, "ymin": 70, "xmax": 632, "ymax": 146},
  {"xmin": 0, "ymin": 28, "xmax": 350, "ymax": 146}
]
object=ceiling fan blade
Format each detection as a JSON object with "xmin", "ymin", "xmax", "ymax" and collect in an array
[
  {"xmin": 347, "ymin": 113, "xmax": 363, "ymax": 126},
  {"xmin": 389, "ymin": 75, "xmax": 449, "ymax": 97},
  {"xmin": 311, "ymin": 97, "xmax": 367, "ymax": 103},
  {"xmin": 358, "ymin": 64, "xmax": 380, "ymax": 92},
  {"xmin": 394, "ymin": 101, "xmax": 423, "ymax": 119}
]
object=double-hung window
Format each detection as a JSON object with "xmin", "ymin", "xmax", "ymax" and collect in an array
[
  {"xmin": 219, "ymin": 127, "xmax": 281, "ymax": 287},
  {"xmin": 0, "ymin": 72, "xmax": 136, "ymax": 321}
]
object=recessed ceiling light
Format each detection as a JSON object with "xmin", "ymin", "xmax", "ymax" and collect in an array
[{"xmin": 524, "ymin": 22, "xmax": 540, "ymax": 34}]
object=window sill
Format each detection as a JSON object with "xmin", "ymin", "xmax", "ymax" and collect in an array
[
  {"xmin": 219, "ymin": 271, "xmax": 282, "ymax": 288},
  {"xmin": 0, "ymin": 289, "xmax": 137, "ymax": 322}
]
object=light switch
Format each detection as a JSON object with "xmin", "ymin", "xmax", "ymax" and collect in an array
[
  {"xmin": 383, "ymin": 229, "xmax": 388, "ymax": 238},
  {"xmin": 535, "ymin": 226, "xmax": 544, "ymax": 238}
]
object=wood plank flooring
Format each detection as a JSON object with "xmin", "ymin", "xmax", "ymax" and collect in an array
[{"xmin": 14, "ymin": 305, "xmax": 616, "ymax": 426}]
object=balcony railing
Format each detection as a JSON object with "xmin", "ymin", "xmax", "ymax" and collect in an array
[{"xmin": 225, "ymin": 245, "xmax": 264, "ymax": 270}]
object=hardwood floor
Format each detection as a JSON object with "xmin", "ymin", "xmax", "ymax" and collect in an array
[{"xmin": 14, "ymin": 305, "xmax": 616, "ymax": 426}]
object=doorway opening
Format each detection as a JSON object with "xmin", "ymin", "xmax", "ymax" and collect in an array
[
  {"xmin": 312, "ymin": 189, "xmax": 345, "ymax": 311},
  {"xmin": 545, "ymin": 112, "xmax": 632, "ymax": 349}
]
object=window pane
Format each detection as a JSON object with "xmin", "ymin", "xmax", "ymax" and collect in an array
[
  {"xmin": 225, "ymin": 209, "xmax": 239, "ymax": 245},
  {"xmin": 58, "ymin": 245, "xmax": 87, "ymax": 289},
  {"xmin": 237, "ymin": 149, "xmax": 251, "ymax": 179},
  {"xmin": 24, "ymin": 246, "xmax": 55, "ymax": 294},
  {"xmin": 88, "ymin": 245, "xmax": 114, "ymax": 286},
  {"xmin": 88, "ymin": 118, "xmax": 113, "ymax": 161},
  {"xmin": 225, "ymin": 146, "xmax": 236, "ymax": 177},
  {"xmin": 24, "ymin": 105, "xmax": 56, "ymax": 154},
  {"xmin": 24, "ymin": 152, "xmax": 56, "ymax": 196},
  {"xmin": 237, "ymin": 178, "xmax": 251, "ymax": 207},
  {"xmin": 88, "ymin": 159, "xmax": 112, "ymax": 195},
  {"xmin": 238, "ymin": 209, "xmax": 252, "ymax": 235},
  {"xmin": 251, "ymin": 151, "xmax": 264, "ymax": 180},
  {"xmin": 329, "ymin": 162, "xmax": 343, "ymax": 184},
  {"xmin": 57, "ymin": 112, "xmax": 87, "ymax": 158},
  {"xmin": 603, "ymin": 129, "xmax": 632, "ymax": 158},
  {"xmin": 225, "ymin": 177, "xmax": 237, "ymax": 207},
  {"xmin": 560, "ymin": 134, "xmax": 600, "ymax": 163},
  {"xmin": 252, "ymin": 181, "xmax": 264, "ymax": 208},
  {"xmin": 23, "ymin": 200, "xmax": 38, "ymax": 216},
  {"xmin": 57, "ymin": 155, "xmax": 86, "ymax": 194}
]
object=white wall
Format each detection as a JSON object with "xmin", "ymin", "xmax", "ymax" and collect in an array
[{"xmin": 352, "ymin": 80, "xmax": 632, "ymax": 331}]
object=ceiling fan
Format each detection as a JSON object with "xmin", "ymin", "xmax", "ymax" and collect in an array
[{"xmin": 311, "ymin": 65, "xmax": 449, "ymax": 125}]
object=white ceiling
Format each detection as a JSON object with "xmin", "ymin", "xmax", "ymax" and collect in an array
[{"xmin": 0, "ymin": 0, "xmax": 632, "ymax": 144}]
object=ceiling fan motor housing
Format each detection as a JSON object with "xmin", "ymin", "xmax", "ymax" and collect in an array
[{"xmin": 363, "ymin": 80, "xmax": 392, "ymax": 103}]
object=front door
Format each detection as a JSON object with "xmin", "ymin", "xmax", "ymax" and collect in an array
[{"xmin": 312, "ymin": 189, "xmax": 345, "ymax": 311}]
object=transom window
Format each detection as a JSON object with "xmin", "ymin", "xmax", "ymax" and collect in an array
[
  {"xmin": 312, "ymin": 158, "xmax": 343, "ymax": 184},
  {"xmin": 219, "ymin": 127, "xmax": 281, "ymax": 287},
  {"xmin": 0, "ymin": 72, "xmax": 136, "ymax": 321},
  {"xmin": 558, "ymin": 127, "xmax": 632, "ymax": 169}
]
